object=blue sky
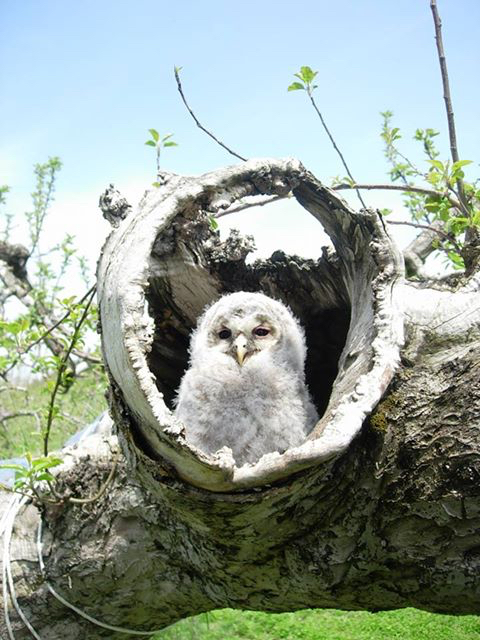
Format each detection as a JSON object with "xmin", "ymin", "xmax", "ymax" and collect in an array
[{"xmin": 1, "ymin": 0, "xmax": 479, "ymax": 273}]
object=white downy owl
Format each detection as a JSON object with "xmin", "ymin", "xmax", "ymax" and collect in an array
[{"xmin": 174, "ymin": 291, "xmax": 318, "ymax": 466}]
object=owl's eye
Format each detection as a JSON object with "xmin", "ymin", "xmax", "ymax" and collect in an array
[
  {"xmin": 218, "ymin": 328, "xmax": 232, "ymax": 340},
  {"xmin": 253, "ymin": 326, "xmax": 270, "ymax": 337}
]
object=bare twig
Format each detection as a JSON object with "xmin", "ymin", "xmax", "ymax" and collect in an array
[
  {"xmin": 174, "ymin": 67, "xmax": 247, "ymax": 162},
  {"xmin": 430, "ymin": 0, "xmax": 472, "ymax": 221},
  {"xmin": 70, "ymin": 349, "xmax": 102, "ymax": 365},
  {"xmin": 430, "ymin": 4, "xmax": 461, "ymax": 175},
  {"xmin": 333, "ymin": 182, "xmax": 462, "ymax": 210},
  {"xmin": 29, "ymin": 166, "xmax": 57, "ymax": 258},
  {"xmin": 306, "ymin": 91, "xmax": 366, "ymax": 209},
  {"xmin": 214, "ymin": 194, "xmax": 289, "ymax": 219},
  {"xmin": 0, "ymin": 481, "xmax": 63, "ymax": 504},
  {"xmin": 0, "ymin": 410, "xmax": 39, "ymax": 424},
  {"xmin": 386, "ymin": 219, "xmax": 462, "ymax": 253},
  {"xmin": 58, "ymin": 411, "xmax": 85, "ymax": 427},
  {"xmin": 68, "ymin": 450, "xmax": 119, "ymax": 504}
]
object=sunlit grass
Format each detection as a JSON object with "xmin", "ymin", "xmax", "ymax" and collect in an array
[
  {"xmin": 154, "ymin": 608, "xmax": 480, "ymax": 640},
  {"xmin": 0, "ymin": 369, "xmax": 108, "ymax": 459}
]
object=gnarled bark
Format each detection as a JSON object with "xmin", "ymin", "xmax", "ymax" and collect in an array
[{"xmin": 1, "ymin": 158, "xmax": 480, "ymax": 639}]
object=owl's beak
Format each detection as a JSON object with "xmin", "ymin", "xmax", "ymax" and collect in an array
[{"xmin": 234, "ymin": 334, "xmax": 248, "ymax": 366}]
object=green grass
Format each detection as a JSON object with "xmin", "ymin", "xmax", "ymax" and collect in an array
[
  {"xmin": 0, "ymin": 369, "xmax": 108, "ymax": 459},
  {"xmin": 154, "ymin": 608, "xmax": 480, "ymax": 640}
]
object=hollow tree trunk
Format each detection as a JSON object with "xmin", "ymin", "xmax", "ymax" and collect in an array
[{"xmin": 1, "ymin": 158, "xmax": 480, "ymax": 639}]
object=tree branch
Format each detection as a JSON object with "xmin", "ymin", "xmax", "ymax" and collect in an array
[
  {"xmin": 333, "ymin": 182, "xmax": 461, "ymax": 210},
  {"xmin": 214, "ymin": 194, "xmax": 288, "ymax": 218},
  {"xmin": 174, "ymin": 67, "xmax": 247, "ymax": 162},
  {"xmin": 0, "ymin": 284, "xmax": 97, "ymax": 379},
  {"xmin": 386, "ymin": 219, "xmax": 462, "ymax": 253},
  {"xmin": 306, "ymin": 92, "xmax": 366, "ymax": 209},
  {"xmin": 43, "ymin": 287, "xmax": 97, "ymax": 456},
  {"xmin": 430, "ymin": 2, "xmax": 460, "ymax": 166},
  {"xmin": 430, "ymin": 1, "xmax": 469, "ymax": 212}
]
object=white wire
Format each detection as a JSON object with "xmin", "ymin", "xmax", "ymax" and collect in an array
[
  {"xmin": 2, "ymin": 495, "xmax": 25, "ymax": 640},
  {"xmin": 1, "ymin": 491, "xmax": 166, "ymax": 638},
  {"xmin": 2, "ymin": 495, "xmax": 43, "ymax": 639},
  {"xmin": 0, "ymin": 494, "xmax": 17, "ymax": 539},
  {"xmin": 36, "ymin": 519, "xmax": 161, "ymax": 637}
]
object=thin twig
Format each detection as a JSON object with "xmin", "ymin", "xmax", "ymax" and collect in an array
[
  {"xmin": 29, "ymin": 164, "xmax": 58, "ymax": 258},
  {"xmin": 174, "ymin": 67, "xmax": 247, "ymax": 162},
  {"xmin": 333, "ymin": 182, "xmax": 461, "ymax": 210},
  {"xmin": 1, "ymin": 449, "xmax": 118, "ymax": 507},
  {"xmin": 0, "ymin": 410, "xmax": 39, "ymax": 424},
  {"xmin": 70, "ymin": 349, "xmax": 102, "ymax": 365},
  {"xmin": 214, "ymin": 194, "xmax": 289, "ymax": 219},
  {"xmin": 0, "ymin": 284, "xmax": 96, "ymax": 378},
  {"xmin": 430, "ymin": 0, "xmax": 456, "ymax": 158},
  {"xmin": 58, "ymin": 411, "xmax": 85, "ymax": 427},
  {"xmin": 0, "ymin": 385, "xmax": 27, "ymax": 393},
  {"xmin": 306, "ymin": 91, "xmax": 366, "ymax": 208},
  {"xmin": 68, "ymin": 450, "xmax": 119, "ymax": 504},
  {"xmin": 43, "ymin": 287, "xmax": 97, "ymax": 456},
  {"xmin": 430, "ymin": 2, "xmax": 462, "ymax": 186},
  {"xmin": 386, "ymin": 219, "xmax": 462, "ymax": 253},
  {"xmin": 0, "ymin": 482, "xmax": 58, "ymax": 504}
]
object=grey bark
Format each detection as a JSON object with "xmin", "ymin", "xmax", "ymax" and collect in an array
[{"xmin": 1, "ymin": 158, "xmax": 480, "ymax": 639}]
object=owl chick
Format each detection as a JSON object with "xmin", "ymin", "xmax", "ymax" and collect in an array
[{"xmin": 174, "ymin": 291, "xmax": 318, "ymax": 466}]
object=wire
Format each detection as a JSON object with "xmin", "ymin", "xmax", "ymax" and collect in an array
[{"xmin": 36, "ymin": 518, "xmax": 161, "ymax": 637}]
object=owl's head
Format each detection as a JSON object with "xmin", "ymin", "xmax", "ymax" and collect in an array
[{"xmin": 190, "ymin": 292, "xmax": 306, "ymax": 371}]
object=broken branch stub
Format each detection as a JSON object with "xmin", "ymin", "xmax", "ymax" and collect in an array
[{"xmin": 97, "ymin": 158, "xmax": 405, "ymax": 491}]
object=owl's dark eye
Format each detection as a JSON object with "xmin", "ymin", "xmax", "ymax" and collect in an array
[
  {"xmin": 218, "ymin": 328, "xmax": 232, "ymax": 340},
  {"xmin": 253, "ymin": 326, "xmax": 270, "ymax": 337}
]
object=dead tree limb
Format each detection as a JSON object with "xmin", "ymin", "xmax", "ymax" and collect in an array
[{"xmin": 1, "ymin": 158, "xmax": 480, "ymax": 638}]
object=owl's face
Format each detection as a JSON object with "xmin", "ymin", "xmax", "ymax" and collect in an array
[
  {"xmin": 190, "ymin": 292, "xmax": 306, "ymax": 372},
  {"xmin": 208, "ymin": 309, "xmax": 279, "ymax": 365}
]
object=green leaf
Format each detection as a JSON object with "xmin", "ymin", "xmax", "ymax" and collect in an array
[
  {"xmin": 447, "ymin": 251, "xmax": 465, "ymax": 269},
  {"xmin": 148, "ymin": 128, "xmax": 160, "ymax": 142},
  {"xmin": 391, "ymin": 127, "xmax": 401, "ymax": 141},
  {"xmin": 429, "ymin": 159, "xmax": 444, "ymax": 171},
  {"xmin": 152, "ymin": 182, "xmax": 161, "ymax": 188},
  {"xmin": 299, "ymin": 66, "xmax": 317, "ymax": 84},
  {"xmin": 426, "ymin": 169, "xmax": 442, "ymax": 186},
  {"xmin": 208, "ymin": 215, "xmax": 219, "ymax": 231},
  {"xmin": 174, "ymin": 65, "xmax": 183, "ymax": 74},
  {"xmin": 0, "ymin": 463, "xmax": 28, "ymax": 472},
  {"xmin": 163, "ymin": 141, "xmax": 178, "ymax": 147},
  {"xmin": 452, "ymin": 160, "xmax": 472, "ymax": 171},
  {"xmin": 288, "ymin": 82, "xmax": 305, "ymax": 92},
  {"xmin": 35, "ymin": 472, "xmax": 57, "ymax": 482},
  {"xmin": 145, "ymin": 140, "xmax": 156, "ymax": 147},
  {"xmin": 31, "ymin": 456, "xmax": 63, "ymax": 471},
  {"xmin": 446, "ymin": 217, "xmax": 469, "ymax": 234}
]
